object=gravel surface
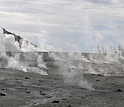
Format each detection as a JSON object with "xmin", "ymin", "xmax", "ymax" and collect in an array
[{"xmin": 0, "ymin": 68, "xmax": 124, "ymax": 107}]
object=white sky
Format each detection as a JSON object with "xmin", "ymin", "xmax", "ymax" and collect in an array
[{"xmin": 0, "ymin": 0, "xmax": 124, "ymax": 52}]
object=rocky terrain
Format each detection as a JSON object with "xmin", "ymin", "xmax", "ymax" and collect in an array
[
  {"xmin": 0, "ymin": 66, "xmax": 124, "ymax": 107},
  {"xmin": 0, "ymin": 51, "xmax": 124, "ymax": 107}
]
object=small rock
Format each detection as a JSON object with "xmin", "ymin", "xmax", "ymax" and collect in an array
[
  {"xmin": 26, "ymin": 91, "xmax": 30, "ymax": 94},
  {"xmin": 52, "ymin": 100, "xmax": 59, "ymax": 103},
  {"xmin": 62, "ymin": 98, "xmax": 67, "ymax": 100},
  {"xmin": 25, "ymin": 77, "xmax": 30, "ymax": 79},
  {"xmin": 67, "ymin": 105, "xmax": 71, "ymax": 107},
  {"xmin": 116, "ymin": 89, "xmax": 122, "ymax": 92},
  {"xmin": 96, "ymin": 80, "xmax": 100, "ymax": 82},
  {"xmin": 81, "ymin": 97, "xmax": 84, "ymax": 99},
  {"xmin": 40, "ymin": 91, "xmax": 46, "ymax": 95},
  {"xmin": 39, "ymin": 80, "xmax": 43, "ymax": 82},
  {"xmin": 0, "ymin": 93, "xmax": 6, "ymax": 96},
  {"xmin": 1, "ymin": 89, "xmax": 5, "ymax": 90}
]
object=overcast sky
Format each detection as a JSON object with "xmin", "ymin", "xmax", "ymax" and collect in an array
[{"xmin": 0, "ymin": 0, "xmax": 124, "ymax": 52}]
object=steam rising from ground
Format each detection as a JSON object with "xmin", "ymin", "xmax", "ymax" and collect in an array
[
  {"xmin": 0, "ymin": 52, "xmax": 48, "ymax": 75},
  {"xmin": 8, "ymin": 57, "xmax": 27, "ymax": 72},
  {"xmin": 49, "ymin": 52, "xmax": 124, "ymax": 90},
  {"xmin": 0, "ymin": 29, "xmax": 47, "ymax": 75},
  {"xmin": 50, "ymin": 52, "xmax": 95, "ymax": 90},
  {"xmin": 1, "ymin": 28, "xmax": 124, "ymax": 91}
]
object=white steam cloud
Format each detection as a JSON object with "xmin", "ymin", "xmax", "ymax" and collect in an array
[
  {"xmin": 0, "ymin": 51, "xmax": 48, "ymax": 75},
  {"xmin": 50, "ymin": 52, "xmax": 95, "ymax": 90},
  {"xmin": 0, "ymin": 29, "xmax": 20, "ymax": 52}
]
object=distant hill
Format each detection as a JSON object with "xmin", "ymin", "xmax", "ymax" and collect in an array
[{"xmin": 1, "ymin": 28, "xmax": 47, "ymax": 52}]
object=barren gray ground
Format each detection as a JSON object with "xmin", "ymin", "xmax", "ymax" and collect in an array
[{"xmin": 0, "ymin": 67, "xmax": 124, "ymax": 107}]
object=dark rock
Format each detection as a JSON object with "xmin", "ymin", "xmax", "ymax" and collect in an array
[
  {"xmin": 0, "ymin": 93, "xmax": 6, "ymax": 96},
  {"xmin": 62, "ymin": 98, "xmax": 67, "ymax": 100},
  {"xmin": 98, "ymin": 74, "xmax": 102, "ymax": 76},
  {"xmin": 39, "ymin": 80, "xmax": 44, "ymax": 82},
  {"xmin": 67, "ymin": 105, "xmax": 71, "ymax": 107},
  {"xmin": 1, "ymin": 89, "xmax": 5, "ymax": 90},
  {"xmin": 116, "ymin": 89, "xmax": 122, "ymax": 92},
  {"xmin": 52, "ymin": 100, "xmax": 59, "ymax": 103},
  {"xmin": 25, "ymin": 77, "xmax": 30, "ymax": 79},
  {"xmin": 26, "ymin": 91, "xmax": 30, "ymax": 94},
  {"xmin": 96, "ymin": 80, "xmax": 100, "ymax": 82},
  {"xmin": 81, "ymin": 97, "xmax": 84, "ymax": 99},
  {"xmin": 40, "ymin": 91, "xmax": 46, "ymax": 96}
]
